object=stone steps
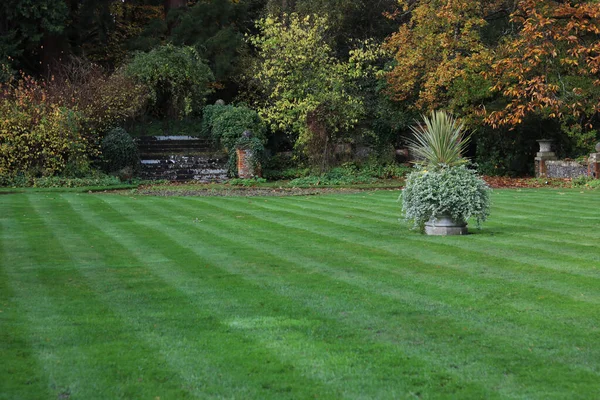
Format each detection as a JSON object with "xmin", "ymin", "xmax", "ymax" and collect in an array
[{"xmin": 136, "ymin": 136, "xmax": 227, "ymax": 182}]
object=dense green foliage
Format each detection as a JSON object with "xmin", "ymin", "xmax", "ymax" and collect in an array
[
  {"xmin": 2, "ymin": 189, "xmax": 600, "ymax": 398},
  {"xmin": 31, "ymin": 175, "xmax": 122, "ymax": 188},
  {"xmin": 203, "ymin": 104, "xmax": 266, "ymax": 150},
  {"xmin": 168, "ymin": 0, "xmax": 251, "ymax": 84}
]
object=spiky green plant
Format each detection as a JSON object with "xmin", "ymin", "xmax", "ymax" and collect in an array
[{"xmin": 407, "ymin": 110, "xmax": 470, "ymax": 167}]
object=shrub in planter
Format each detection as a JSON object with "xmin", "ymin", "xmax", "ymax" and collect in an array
[
  {"xmin": 402, "ymin": 164, "xmax": 490, "ymax": 230},
  {"xmin": 101, "ymin": 128, "xmax": 139, "ymax": 173},
  {"xmin": 401, "ymin": 111, "xmax": 491, "ymax": 234}
]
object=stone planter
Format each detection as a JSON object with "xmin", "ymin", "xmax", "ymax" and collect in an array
[
  {"xmin": 535, "ymin": 139, "xmax": 557, "ymax": 178},
  {"xmin": 425, "ymin": 214, "xmax": 467, "ymax": 236}
]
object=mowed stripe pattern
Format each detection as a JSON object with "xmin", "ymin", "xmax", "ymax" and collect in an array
[{"xmin": 1, "ymin": 189, "xmax": 599, "ymax": 399}]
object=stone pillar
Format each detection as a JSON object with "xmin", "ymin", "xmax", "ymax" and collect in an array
[
  {"xmin": 236, "ymin": 148, "xmax": 261, "ymax": 179},
  {"xmin": 235, "ymin": 130, "xmax": 261, "ymax": 179},
  {"xmin": 588, "ymin": 153, "xmax": 599, "ymax": 179},
  {"xmin": 535, "ymin": 139, "xmax": 557, "ymax": 178}
]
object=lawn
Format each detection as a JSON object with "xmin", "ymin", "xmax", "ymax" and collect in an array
[{"xmin": 1, "ymin": 188, "xmax": 599, "ymax": 399}]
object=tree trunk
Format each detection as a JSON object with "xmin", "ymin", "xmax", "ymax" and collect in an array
[
  {"xmin": 164, "ymin": 0, "xmax": 187, "ymax": 15},
  {"xmin": 41, "ymin": 33, "xmax": 65, "ymax": 78}
]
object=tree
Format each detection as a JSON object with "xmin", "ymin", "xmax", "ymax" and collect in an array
[
  {"xmin": 0, "ymin": 0, "xmax": 68, "ymax": 75},
  {"xmin": 0, "ymin": 0, "xmax": 167, "ymax": 76},
  {"xmin": 125, "ymin": 44, "xmax": 214, "ymax": 118},
  {"xmin": 164, "ymin": 0, "xmax": 187, "ymax": 15},
  {"xmin": 384, "ymin": 0, "xmax": 510, "ymax": 114},
  {"xmin": 265, "ymin": 0, "xmax": 398, "ymax": 51},
  {"xmin": 169, "ymin": 0, "xmax": 249, "ymax": 83},
  {"xmin": 485, "ymin": 0, "xmax": 600, "ymax": 152},
  {"xmin": 248, "ymin": 13, "xmax": 379, "ymax": 169}
]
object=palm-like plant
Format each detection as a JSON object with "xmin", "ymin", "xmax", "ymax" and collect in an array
[{"xmin": 407, "ymin": 110, "xmax": 470, "ymax": 167}]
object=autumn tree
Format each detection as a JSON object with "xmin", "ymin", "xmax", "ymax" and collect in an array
[
  {"xmin": 384, "ymin": 0, "xmax": 513, "ymax": 115},
  {"xmin": 485, "ymin": 0, "xmax": 600, "ymax": 152}
]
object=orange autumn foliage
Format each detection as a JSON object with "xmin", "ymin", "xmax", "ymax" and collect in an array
[
  {"xmin": 485, "ymin": 0, "xmax": 600, "ymax": 131},
  {"xmin": 384, "ymin": 0, "xmax": 506, "ymax": 112}
]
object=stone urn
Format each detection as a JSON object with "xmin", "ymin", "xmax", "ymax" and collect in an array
[
  {"xmin": 425, "ymin": 214, "xmax": 468, "ymax": 236},
  {"xmin": 537, "ymin": 139, "xmax": 554, "ymax": 153}
]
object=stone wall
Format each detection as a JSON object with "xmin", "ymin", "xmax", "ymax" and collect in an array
[{"xmin": 545, "ymin": 160, "xmax": 589, "ymax": 179}]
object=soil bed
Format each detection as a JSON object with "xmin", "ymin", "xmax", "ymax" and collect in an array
[{"xmin": 122, "ymin": 176, "xmax": 573, "ymax": 197}]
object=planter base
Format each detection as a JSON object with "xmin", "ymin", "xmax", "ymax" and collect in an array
[{"xmin": 425, "ymin": 215, "xmax": 468, "ymax": 236}]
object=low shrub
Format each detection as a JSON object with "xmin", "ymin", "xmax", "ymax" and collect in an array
[
  {"xmin": 263, "ymin": 167, "xmax": 310, "ymax": 181},
  {"xmin": 346, "ymin": 162, "xmax": 410, "ymax": 179},
  {"xmin": 0, "ymin": 172, "xmax": 32, "ymax": 187},
  {"xmin": 100, "ymin": 128, "xmax": 140, "ymax": 173},
  {"xmin": 572, "ymin": 176, "xmax": 600, "ymax": 189},
  {"xmin": 289, "ymin": 167, "xmax": 376, "ymax": 186},
  {"xmin": 32, "ymin": 175, "xmax": 122, "ymax": 188},
  {"xmin": 228, "ymin": 177, "xmax": 267, "ymax": 187}
]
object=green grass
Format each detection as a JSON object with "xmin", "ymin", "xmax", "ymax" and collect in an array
[{"xmin": 1, "ymin": 188, "xmax": 599, "ymax": 399}]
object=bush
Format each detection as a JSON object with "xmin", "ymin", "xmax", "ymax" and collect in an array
[
  {"xmin": 0, "ymin": 172, "xmax": 32, "ymax": 187},
  {"xmin": 263, "ymin": 167, "xmax": 310, "ymax": 181},
  {"xmin": 402, "ymin": 165, "xmax": 491, "ymax": 230},
  {"xmin": 100, "ymin": 128, "xmax": 140, "ymax": 173},
  {"xmin": 355, "ymin": 162, "xmax": 410, "ymax": 179},
  {"xmin": 0, "ymin": 62, "xmax": 147, "ymax": 183},
  {"xmin": 203, "ymin": 104, "xmax": 267, "ymax": 149}
]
